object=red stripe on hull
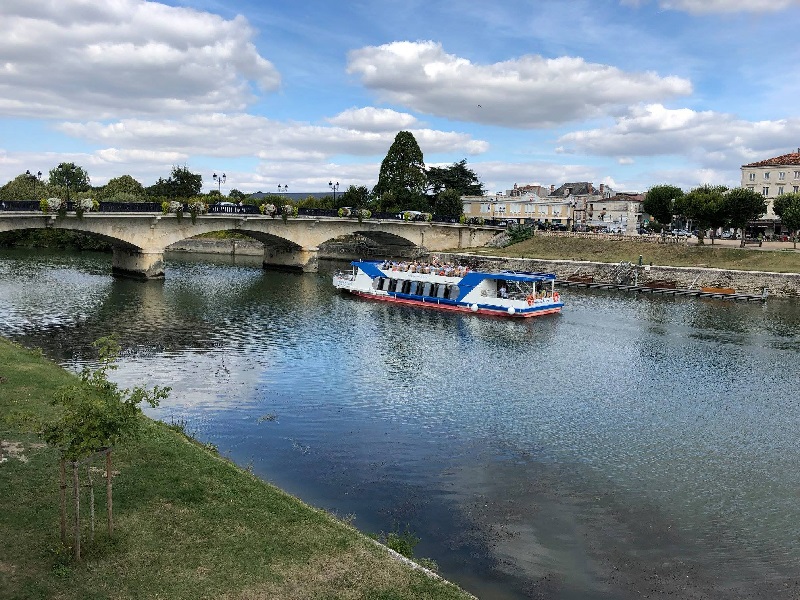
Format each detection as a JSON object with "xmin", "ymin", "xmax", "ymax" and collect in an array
[{"xmin": 346, "ymin": 291, "xmax": 561, "ymax": 318}]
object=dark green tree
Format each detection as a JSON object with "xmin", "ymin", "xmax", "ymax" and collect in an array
[
  {"xmin": 146, "ymin": 166, "xmax": 202, "ymax": 199},
  {"xmin": 723, "ymin": 187, "xmax": 767, "ymax": 247},
  {"xmin": 0, "ymin": 172, "xmax": 49, "ymax": 201},
  {"xmin": 774, "ymin": 192, "xmax": 800, "ymax": 249},
  {"xmin": 101, "ymin": 175, "xmax": 145, "ymax": 201},
  {"xmin": 49, "ymin": 163, "xmax": 90, "ymax": 202},
  {"xmin": 434, "ymin": 188, "xmax": 464, "ymax": 219},
  {"xmin": 228, "ymin": 189, "xmax": 247, "ymax": 201},
  {"xmin": 643, "ymin": 184, "xmax": 683, "ymax": 228},
  {"xmin": 676, "ymin": 185, "xmax": 727, "ymax": 245},
  {"xmin": 339, "ymin": 185, "xmax": 371, "ymax": 209},
  {"xmin": 426, "ymin": 159, "xmax": 485, "ymax": 196},
  {"xmin": 373, "ymin": 131, "xmax": 427, "ymax": 211}
]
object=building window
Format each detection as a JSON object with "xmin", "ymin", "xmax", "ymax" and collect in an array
[
  {"xmin": 764, "ymin": 172, "xmax": 770, "ymax": 180},
  {"xmin": 794, "ymin": 171, "xmax": 800, "ymax": 179},
  {"xmin": 481, "ymin": 203, "xmax": 491, "ymax": 214},
  {"xmin": 778, "ymin": 186, "xmax": 784, "ymax": 195},
  {"xmin": 794, "ymin": 186, "xmax": 799, "ymax": 193},
  {"xmin": 749, "ymin": 173, "xmax": 756, "ymax": 181},
  {"xmin": 509, "ymin": 204, "xmax": 520, "ymax": 214},
  {"xmin": 779, "ymin": 172, "xmax": 785, "ymax": 180},
  {"xmin": 747, "ymin": 185, "xmax": 755, "ymax": 191},
  {"xmin": 762, "ymin": 186, "xmax": 770, "ymax": 196}
]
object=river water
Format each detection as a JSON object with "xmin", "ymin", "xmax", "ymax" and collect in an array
[{"xmin": 2, "ymin": 247, "xmax": 800, "ymax": 599}]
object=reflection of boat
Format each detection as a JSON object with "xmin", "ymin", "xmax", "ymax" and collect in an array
[{"xmin": 333, "ymin": 260, "xmax": 563, "ymax": 318}]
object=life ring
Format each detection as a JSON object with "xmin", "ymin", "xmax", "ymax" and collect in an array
[
  {"xmin": 553, "ymin": 292, "xmax": 560, "ymax": 303},
  {"xmin": 526, "ymin": 294, "xmax": 534, "ymax": 306}
]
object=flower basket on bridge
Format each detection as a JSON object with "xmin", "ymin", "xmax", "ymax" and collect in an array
[
  {"xmin": 74, "ymin": 198, "xmax": 99, "ymax": 219},
  {"xmin": 188, "ymin": 201, "xmax": 207, "ymax": 224},
  {"xmin": 162, "ymin": 201, "xmax": 184, "ymax": 221},
  {"xmin": 260, "ymin": 203, "xmax": 276, "ymax": 217},
  {"xmin": 40, "ymin": 197, "xmax": 64, "ymax": 214}
]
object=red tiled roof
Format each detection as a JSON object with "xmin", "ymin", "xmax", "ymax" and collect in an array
[{"xmin": 743, "ymin": 152, "xmax": 800, "ymax": 167}]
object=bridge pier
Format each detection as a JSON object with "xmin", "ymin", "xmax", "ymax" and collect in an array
[
  {"xmin": 262, "ymin": 246, "xmax": 319, "ymax": 272},
  {"xmin": 112, "ymin": 248, "xmax": 165, "ymax": 279}
]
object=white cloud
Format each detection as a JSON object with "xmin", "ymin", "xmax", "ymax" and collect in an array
[
  {"xmin": 346, "ymin": 41, "xmax": 691, "ymax": 128},
  {"xmin": 326, "ymin": 107, "xmax": 418, "ymax": 132},
  {"xmin": 57, "ymin": 112, "xmax": 489, "ymax": 161},
  {"xmin": 622, "ymin": 0, "xmax": 800, "ymax": 13},
  {"xmin": 0, "ymin": 0, "xmax": 280, "ymax": 119},
  {"xmin": 558, "ymin": 104, "xmax": 800, "ymax": 168}
]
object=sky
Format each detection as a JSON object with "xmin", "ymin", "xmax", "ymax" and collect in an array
[{"xmin": 2, "ymin": 0, "xmax": 800, "ymax": 197}]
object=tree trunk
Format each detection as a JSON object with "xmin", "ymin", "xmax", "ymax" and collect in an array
[
  {"xmin": 72, "ymin": 461, "xmax": 80, "ymax": 561},
  {"xmin": 106, "ymin": 449, "xmax": 113, "ymax": 537},
  {"xmin": 59, "ymin": 459, "xmax": 66, "ymax": 545}
]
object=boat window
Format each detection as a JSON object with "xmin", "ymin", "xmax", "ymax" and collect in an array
[
  {"xmin": 436, "ymin": 284, "xmax": 447, "ymax": 298},
  {"xmin": 408, "ymin": 281, "xmax": 419, "ymax": 295},
  {"xmin": 394, "ymin": 279, "xmax": 404, "ymax": 293},
  {"xmin": 372, "ymin": 277, "xmax": 381, "ymax": 289},
  {"xmin": 448, "ymin": 285, "xmax": 460, "ymax": 300},
  {"xmin": 422, "ymin": 282, "xmax": 433, "ymax": 297},
  {"xmin": 381, "ymin": 278, "xmax": 392, "ymax": 291}
]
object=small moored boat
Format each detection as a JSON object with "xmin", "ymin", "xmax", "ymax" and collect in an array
[{"xmin": 333, "ymin": 260, "xmax": 563, "ymax": 318}]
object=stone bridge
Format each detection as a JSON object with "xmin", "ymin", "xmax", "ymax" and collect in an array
[{"xmin": 0, "ymin": 211, "xmax": 499, "ymax": 278}]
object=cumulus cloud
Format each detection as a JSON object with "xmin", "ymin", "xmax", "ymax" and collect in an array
[
  {"xmin": 346, "ymin": 41, "xmax": 691, "ymax": 128},
  {"xmin": 327, "ymin": 107, "xmax": 419, "ymax": 132},
  {"xmin": 558, "ymin": 104, "xmax": 800, "ymax": 168},
  {"xmin": 622, "ymin": 0, "xmax": 800, "ymax": 13},
  {"xmin": 57, "ymin": 112, "xmax": 489, "ymax": 160},
  {"xmin": 0, "ymin": 0, "xmax": 280, "ymax": 119}
]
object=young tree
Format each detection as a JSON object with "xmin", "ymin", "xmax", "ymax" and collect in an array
[
  {"xmin": 49, "ymin": 163, "xmax": 90, "ymax": 202},
  {"xmin": 676, "ymin": 185, "xmax": 727, "ymax": 245},
  {"xmin": 146, "ymin": 166, "xmax": 202, "ymax": 199},
  {"xmin": 373, "ymin": 131, "xmax": 427, "ymax": 211},
  {"xmin": 723, "ymin": 187, "xmax": 767, "ymax": 247},
  {"xmin": 643, "ymin": 184, "xmax": 683, "ymax": 229},
  {"xmin": 40, "ymin": 336, "xmax": 170, "ymax": 559},
  {"xmin": 774, "ymin": 192, "xmax": 800, "ymax": 249},
  {"xmin": 426, "ymin": 159, "xmax": 485, "ymax": 196},
  {"xmin": 339, "ymin": 185, "xmax": 371, "ymax": 209}
]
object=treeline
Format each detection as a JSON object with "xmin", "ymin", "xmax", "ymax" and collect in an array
[
  {"xmin": 643, "ymin": 184, "xmax": 800, "ymax": 245},
  {"xmin": 0, "ymin": 132, "xmax": 485, "ymax": 220}
]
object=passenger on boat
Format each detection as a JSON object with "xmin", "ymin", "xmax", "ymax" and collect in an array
[{"xmin": 499, "ymin": 285, "xmax": 508, "ymax": 299}]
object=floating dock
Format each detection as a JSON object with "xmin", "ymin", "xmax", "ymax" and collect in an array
[{"xmin": 556, "ymin": 279, "xmax": 767, "ymax": 301}]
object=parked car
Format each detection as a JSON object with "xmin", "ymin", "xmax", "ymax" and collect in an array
[{"xmin": 674, "ymin": 229, "xmax": 690, "ymax": 237}]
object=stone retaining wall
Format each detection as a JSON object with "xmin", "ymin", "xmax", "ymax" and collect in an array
[{"xmin": 437, "ymin": 253, "xmax": 800, "ymax": 298}]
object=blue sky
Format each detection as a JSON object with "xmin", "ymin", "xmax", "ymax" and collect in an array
[{"xmin": 2, "ymin": 0, "xmax": 800, "ymax": 196}]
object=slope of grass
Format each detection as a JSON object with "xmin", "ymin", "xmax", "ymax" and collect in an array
[
  {"xmin": 467, "ymin": 235, "xmax": 800, "ymax": 273},
  {"xmin": 0, "ymin": 338, "xmax": 473, "ymax": 600}
]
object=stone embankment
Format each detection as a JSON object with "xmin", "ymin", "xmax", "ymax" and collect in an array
[{"xmin": 438, "ymin": 253, "xmax": 800, "ymax": 298}]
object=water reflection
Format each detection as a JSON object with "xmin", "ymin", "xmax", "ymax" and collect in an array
[{"xmin": 2, "ymin": 249, "xmax": 800, "ymax": 599}]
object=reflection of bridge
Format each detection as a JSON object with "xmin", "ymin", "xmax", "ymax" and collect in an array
[{"xmin": 0, "ymin": 209, "xmax": 499, "ymax": 278}]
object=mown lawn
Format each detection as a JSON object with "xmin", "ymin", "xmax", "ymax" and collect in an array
[
  {"xmin": 466, "ymin": 235, "xmax": 800, "ymax": 273},
  {"xmin": 0, "ymin": 338, "xmax": 473, "ymax": 600}
]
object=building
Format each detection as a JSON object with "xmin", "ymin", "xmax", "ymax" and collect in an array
[
  {"xmin": 461, "ymin": 181, "xmax": 647, "ymax": 232},
  {"xmin": 740, "ymin": 149, "xmax": 800, "ymax": 221}
]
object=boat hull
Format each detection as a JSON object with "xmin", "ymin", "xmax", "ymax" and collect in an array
[{"xmin": 344, "ymin": 289, "xmax": 562, "ymax": 318}]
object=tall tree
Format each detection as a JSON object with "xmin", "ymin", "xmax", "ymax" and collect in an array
[
  {"xmin": 676, "ymin": 185, "xmax": 727, "ymax": 245},
  {"xmin": 643, "ymin": 184, "xmax": 683, "ymax": 229},
  {"xmin": 49, "ymin": 163, "xmax": 90, "ymax": 202},
  {"xmin": 774, "ymin": 192, "xmax": 800, "ymax": 249},
  {"xmin": 339, "ymin": 185, "xmax": 371, "ymax": 209},
  {"xmin": 426, "ymin": 159, "xmax": 485, "ymax": 196},
  {"xmin": 373, "ymin": 131, "xmax": 427, "ymax": 212},
  {"xmin": 146, "ymin": 166, "xmax": 202, "ymax": 199},
  {"xmin": 723, "ymin": 187, "xmax": 767, "ymax": 247},
  {"xmin": 0, "ymin": 172, "xmax": 49, "ymax": 201}
]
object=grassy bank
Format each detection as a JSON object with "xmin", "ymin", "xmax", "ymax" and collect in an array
[
  {"xmin": 0, "ymin": 338, "xmax": 472, "ymax": 600},
  {"xmin": 466, "ymin": 235, "xmax": 800, "ymax": 273}
]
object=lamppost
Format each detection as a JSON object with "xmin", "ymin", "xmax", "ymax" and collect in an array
[
  {"xmin": 278, "ymin": 184, "xmax": 288, "ymax": 196},
  {"xmin": 213, "ymin": 172, "xmax": 226, "ymax": 195},
  {"xmin": 26, "ymin": 170, "xmax": 42, "ymax": 200},
  {"xmin": 329, "ymin": 181, "xmax": 339, "ymax": 205}
]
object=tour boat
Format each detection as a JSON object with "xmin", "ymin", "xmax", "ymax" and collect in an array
[{"xmin": 333, "ymin": 260, "xmax": 563, "ymax": 318}]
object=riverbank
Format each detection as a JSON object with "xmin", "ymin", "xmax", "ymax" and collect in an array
[{"xmin": 0, "ymin": 337, "xmax": 473, "ymax": 600}]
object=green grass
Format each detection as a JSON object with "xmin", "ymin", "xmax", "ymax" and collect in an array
[
  {"xmin": 0, "ymin": 338, "xmax": 473, "ymax": 600},
  {"xmin": 465, "ymin": 235, "xmax": 800, "ymax": 273}
]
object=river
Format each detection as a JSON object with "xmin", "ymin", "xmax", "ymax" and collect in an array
[{"xmin": 1, "ymin": 247, "xmax": 800, "ymax": 599}]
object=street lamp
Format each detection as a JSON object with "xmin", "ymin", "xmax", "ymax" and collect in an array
[
  {"xmin": 213, "ymin": 172, "xmax": 226, "ymax": 195},
  {"xmin": 26, "ymin": 169, "xmax": 42, "ymax": 200},
  {"xmin": 329, "ymin": 181, "xmax": 339, "ymax": 205},
  {"xmin": 278, "ymin": 184, "xmax": 288, "ymax": 195}
]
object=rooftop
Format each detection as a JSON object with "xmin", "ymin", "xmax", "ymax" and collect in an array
[{"xmin": 742, "ymin": 150, "xmax": 800, "ymax": 168}]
